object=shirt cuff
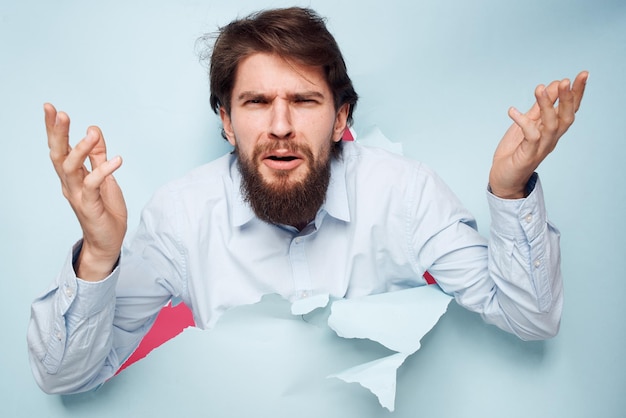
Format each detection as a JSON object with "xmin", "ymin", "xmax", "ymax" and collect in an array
[
  {"xmin": 487, "ymin": 173, "xmax": 548, "ymax": 242},
  {"xmin": 58, "ymin": 240, "xmax": 120, "ymax": 318}
]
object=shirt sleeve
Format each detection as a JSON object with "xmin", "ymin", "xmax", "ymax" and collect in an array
[
  {"xmin": 483, "ymin": 173, "xmax": 563, "ymax": 339},
  {"xmin": 410, "ymin": 169, "xmax": 563, "ymax": 341},
  {"xmin": 27, "ymin": 241, "xmax": 124, "ymax": 394},
  {"xmin": 27, "ymin": 187, "xmax": 187, "ymax": 394}
]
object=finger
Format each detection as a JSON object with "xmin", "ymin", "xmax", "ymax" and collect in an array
[
  {"xmin": 82, "ymin": 156, "xmax": 123, "ymax": 203},
  {"xmin": 571, "ymin": 70, "xmax": 589, "ymax": 112},
  {"xmin": 556, "ymin": 78, "xmax": 575, "ymax": 131},
  {"xmin": 544, "ymin": 80, "xmax": 560, "ymax": 104},
  {"xmin": 536, "ymin": 84, "xmax": 558, "ymax": 135},
  {"xmin": 524, "ymin": 101, "xmax": 541, "ymax": 121},
  {"xmin": 45, "ymin": 104, "xmax": 72, "ymax": 164},
  {"xmin": 85, "ymin": 126, "xmax": 109, "ymax": 171},
  {"xmin": 508, "ymin": 106, "xmax": 541, "ymax": 144},
  {"xmin": 43, "ymin": 102, "xmax": 57, "ymax": 135},
  {"xmin": 61, "ymin": 129, "xmax": 99, "ymax": 192},
  {"xmin": 525, "ymin": 80, "xmax": 558, "ymax": 120}
]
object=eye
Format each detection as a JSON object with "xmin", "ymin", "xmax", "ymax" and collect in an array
[
  {"xmin": 246, "ymin": 99, "xmax": 266, "ymax": 105},
  {"xmin": 294, "ymin": 97, "xmax": 319, "ymax": 105}
]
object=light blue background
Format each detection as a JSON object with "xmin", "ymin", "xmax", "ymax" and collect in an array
[{"xmin": 1, "ymin": 0, "xmax": 625, "ymax": 417}]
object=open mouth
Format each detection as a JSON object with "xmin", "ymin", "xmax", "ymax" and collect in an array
[
  {"xmin": 262, "ymin": 151, "xmax": 303, "ymax": 171},
  {"xmin": 267, "ymin": 155, "xmax": 298, "ymax": 161}
]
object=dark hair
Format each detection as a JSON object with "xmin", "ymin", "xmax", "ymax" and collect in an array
[{"xmin": 200, "ymin": 7, "xmax": 358, "ymax": 132}]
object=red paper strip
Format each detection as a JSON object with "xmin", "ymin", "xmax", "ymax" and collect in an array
[
  {"xmin": 341, "ymin": 127, "xmax": 354, "ymax": 141},
  {"xmin": 116, "ymin": 301, "xmax": 195, "ymax": 374},
  {"xmin": 423, "ymin": 271, "xmax": 437, "ymax": 285}
]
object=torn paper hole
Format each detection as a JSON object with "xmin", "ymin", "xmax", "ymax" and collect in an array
[{"xmin": 327, "ymin": 286, "xmax": 453, "ymax": 411}]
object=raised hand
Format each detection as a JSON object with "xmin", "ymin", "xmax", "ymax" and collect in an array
[
  {"xmin": 45, "ymin": 103, "xmax": 127, "ymax": 281},
  {"xmin": 489, "ymin": 71, "xmax": 588, "ymax": 199}
]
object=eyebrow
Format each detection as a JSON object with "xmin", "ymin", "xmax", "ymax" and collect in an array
[{"xmin": 236, "ymin": 91, "xmax": 326, "ymax": 102}]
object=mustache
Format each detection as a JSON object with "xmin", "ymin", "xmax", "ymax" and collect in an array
[{"xmin": 251, "ymin": 140, "xmax": 314, "ymax": 161}]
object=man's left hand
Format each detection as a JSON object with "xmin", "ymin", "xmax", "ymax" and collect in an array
[{"xmin": 489, "ymin": 71, "xmax": 588, "ymax": 199}]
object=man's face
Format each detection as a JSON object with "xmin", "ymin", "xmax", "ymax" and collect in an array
[{"xmin": 220, "ymin": 52, "xmax": 349, "ymax": 227}]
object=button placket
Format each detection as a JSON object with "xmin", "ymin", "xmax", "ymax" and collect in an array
[{"xmin": 289, "ymin": 234, "xmax": 313, "ymax": 300}]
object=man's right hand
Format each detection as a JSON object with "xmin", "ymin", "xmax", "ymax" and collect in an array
[{"xmin": 45, "ymin": 103, "xmax": 127, "ymax": 282}]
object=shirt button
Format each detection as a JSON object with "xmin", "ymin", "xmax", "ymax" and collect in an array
[
  {"xmin": 534, "ymin": 259, "xmax": 541, "ymax": 268},
  {"xmin": 64, "ymin": 287, "xmax": 73, "ymax": 298},
  {"xmin": 56, "ymin": 331, "xmax": 62, "ymax": 341},
  {"xmin": 524, "ymin": 213, "xmax": 533, "ymax": 223},
  {"xmin": 294, "ymin": 237, "xmax": 301, "ymax": 244}
]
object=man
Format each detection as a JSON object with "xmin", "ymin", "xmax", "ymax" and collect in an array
[{"xmin": 28, "ymin": 7, "xmax": 587, "ymax": 395}]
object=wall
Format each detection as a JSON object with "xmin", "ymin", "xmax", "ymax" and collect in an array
[{"xmin": 1, "ymin": 0, "xmax": 624, "ymax": 416}]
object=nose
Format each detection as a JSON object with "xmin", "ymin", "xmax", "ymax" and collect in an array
[{"xmin": 268, "ymin": 99, "xmax": 294, "ymax": 140}]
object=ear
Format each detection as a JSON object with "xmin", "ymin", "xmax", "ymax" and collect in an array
[
  {"xmin": 219, "ymin": 107, "xmax": 237, "ymax": 146},
  {"xmin": 331, "ymin": 103, "xmax": 350, "ymax": 143}
]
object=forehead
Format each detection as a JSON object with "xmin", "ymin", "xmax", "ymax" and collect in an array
[{"xmin": 232, "ymin": 52, "xmax": 331, "ymax": 95}]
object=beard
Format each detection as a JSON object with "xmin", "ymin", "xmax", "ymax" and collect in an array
[{"xmin": 237, "ymin": 140, "xmax": 336, "ymax": 229}]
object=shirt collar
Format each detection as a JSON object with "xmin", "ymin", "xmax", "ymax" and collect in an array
[
  {"xmin": 229, "ymin": 149, "xmax": 352, "ymax": 228},
  {"xmin": 322, "ymin": 153, "xmax": 351, "ymax": 223},
  {"xmin": 230, "ymin": 155, "xmax": 256, "ymax": 227}
]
